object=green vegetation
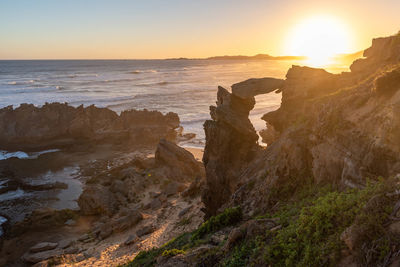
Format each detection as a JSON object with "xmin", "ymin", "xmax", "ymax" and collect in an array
[
  {"xmin": 223, "ymin": 178, "xmax": 400, "ymax": 267},
  {"xmin": 191, "ymin": 207, "xmax": 242, "ymax": 241},
  {"xmin": 161, "ymin": 249, "xmax": 185, "ymax": 258},
  {"xmin": 122, "ymin": 207, "xmax": 242, "ymax": 267},
  {"xmin": 176, "ymin": 216, "xmax": 192, "ymax": 227},
  {"xmin": 123, "ymin": 178, "xmax": 400, "ymax": 267}
]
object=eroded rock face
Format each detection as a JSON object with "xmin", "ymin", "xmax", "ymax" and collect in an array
[
  {"xmin": 231, "ymin": 77, "xmax": 284, "ymax": 99},
  {"xmin": 259, "ymin": 35, "xmax": 400, "ymax": 190},
  {"xmin": 350, "ymin": 35, "xmax": 400, "ymax": 74},
  {"xmin": 0, "ymin": 103, "xmax": 180, "ymax": 150},
  {"xmin": 202, "ymin": 86, "xmax": 259, "ymax": 217},
  {"xmin": 202, "ymin": 33, "xmax": 400, "ymax": 217}
]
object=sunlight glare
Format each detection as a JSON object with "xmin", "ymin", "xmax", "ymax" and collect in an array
[{"xmin": 285, "ymin": 15, "xmax": 352, "ymax": 67}]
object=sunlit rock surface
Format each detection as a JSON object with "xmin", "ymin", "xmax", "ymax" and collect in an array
[{"xmin": 202, "ymin": 33, "xmax": 400, "ymax": 216}]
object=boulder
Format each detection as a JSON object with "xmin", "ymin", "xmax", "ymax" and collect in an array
[
  {"xmin": 136, "ymin": 225, "xmax": 155, "ymax": 237},
  {"xmin": 178, "ymin": 206, "xmax": 191, "ymax": 218},
  {"xmin": 78, "ymin": 185, "xmax": 116, "ymax": 216},
  {"xmin": 29, "ymin": 242, "xmax": 58, "ymax": 253},
  {"xmin": 232, "ymin": 77, "xmax": 284, "ymax": 99},
  {"xmin": 124, "ymin": 234, "xmax": 139, "ymax": 246},
  {"xmin": 155, "ymin": 139, "xmax": 204, "ymax": 182},
  {"xmin": 10, "ymin": 208, "xmax": 77, "ymax": 236},
  {"xmin": 22, "ymin": 249, "xmax": 63, "ymax": 264},
  {"xmin": 111, "ymin": 211, "xmax": 143, "ymax": 233},
  {"xmin": 150, "ymin": 198, "xmax": 162, "ymax": 210},
  {"xmin": 163, "ymin": 182, "xmax": 186, "ymax": 197},
  {"xmin": 182, "ymin": 176, "xmax": 204, "ymax": 198}
]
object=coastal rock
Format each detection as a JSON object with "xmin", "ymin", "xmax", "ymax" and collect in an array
[
  {"xmin": 78, "ymin": 185, "xmax": 117, "ymax": 216},
  {"xmin": 375, "ymin": 67, "xmax": 400, "ymax": 96},
  {"xmin": 350, "ymin": 34, "xmax": 400, "ymax": 74},
  {"xmin": 150, "ymin": 198, "xmax": 162, "ymax": 210},
  {"xmin": 155, "ymin": 138, "xmax": 204, "ymax": 182},
  {"xmin": 22, "ymin": 249, "xmax": 63, "ymax": 264},
  {"xmin": 124, "ymin": 234, "xmax": 139, "ymax": 246},
  {"xmin": 162, "ymin": 181, "xmax": 186, "ymax": 197},
  {"xmin": 182, "ymin": 176, "xmax": 204, "ymax": 198},
  {"xmin": 202, "ymin": 86, "xmax": 259, "ymax": 217},
  {"xmin": 111, "ymin": 211, "xmax": 143, "ymax": 232},
  {"xmin": 10, "ymin": 208, "xmax": 77, "ymax": 237},
  {"xmin": 231, "ymin": 77, "xmax": 284, "ymax": 99},
  {"xmin": 136, "ymin": 225, "xmax": 155, "ymax": 237},
  {"xmin": 29, "ymin": 242, "xmax": 58, "ymax": 253},
  {"xmin": 0, "ymin": 103, "xmax": 181, "ymax": 150},
  {"xmin": 202, "ymin": 33, "xmax": 400, "ymax": 218}
]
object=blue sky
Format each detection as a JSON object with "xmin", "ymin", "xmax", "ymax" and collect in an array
[{"xmin": 1, "ymin": 0, "xmax": 399, "ymax": 59}]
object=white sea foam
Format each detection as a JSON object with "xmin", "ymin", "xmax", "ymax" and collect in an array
[
  {"xmin": 0, "ymin": 151, "xmax": 29, "ymax": 160},
  {"xmin": 0, "ymin": 189, "xmax": 25, "ymax": 202},
  {"xmin": 129, "ymin": 69, "xmax": 158, "ymax": 74},
  {"xmin": 0, "ymin": 149, "xmax": 60, "ymax": 161}
]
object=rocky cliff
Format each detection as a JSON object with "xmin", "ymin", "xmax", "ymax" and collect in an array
[{"xmin": 202, "ymin": 33, "xmax": 400, "ymax": 216}]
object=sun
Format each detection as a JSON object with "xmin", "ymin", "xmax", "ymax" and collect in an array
[{"xmin": 285, "ymin": 15, "xmax": 352, "ymax": 66}]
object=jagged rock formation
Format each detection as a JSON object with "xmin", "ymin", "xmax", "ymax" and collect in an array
[
  {"xmin": 0, "ymin": 103, "xmax": 180, "ymax": 150},
  {"xmin": 350, "ymin": 34, "xmax": 400, "ymax": 74},
  {"xmin": 202, "ymin": 86, "xmax": 259, "ymax": 217},
  {"xmin": 202, "ymin": 33, "xmax": 400, "ymax": 217},
  {"xmin": 231, "ymin": 77, "xmax": 284, "ymax": 99}
]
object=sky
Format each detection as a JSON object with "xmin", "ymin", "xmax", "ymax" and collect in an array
[{"xmin": 0, "ymin": 0, "xmax": 399, "ymax": 59}]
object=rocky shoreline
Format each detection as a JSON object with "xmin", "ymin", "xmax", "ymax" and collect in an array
[
  {"xmin": 0, "ymin": 105, "xmax": 204, "ymax": 266},
  {"xmin": 2, "ymin": 33, "xmax": 400, "ymax": 266}
]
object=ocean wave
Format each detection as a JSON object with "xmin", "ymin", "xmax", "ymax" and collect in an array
[
  {"xmin": 67, "ymin": 73, "xmax": 98, "ymax": 78},
  {"xmin": 128, "ymin": 69, "xmax": 158, "ymax": 74},
  {"xmin": 6, "ymin": 80, "xmax": 36, "ymax": 86},
  {"xmin": 68, "ymin": 78, "xmax": 141, "ymax": 86},
  {"xmin": 135, "ymin": 81, "xmax": 170, "ymax": 87},
  {"xmin": 71, "ymin": 95, "xmax": 137, "ymax": 106}
]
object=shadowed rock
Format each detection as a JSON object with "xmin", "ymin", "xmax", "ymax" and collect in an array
[
  {"xmin": 155, "ymin": 139, "xmax": 204, "ymax": 182},
  {"xmin": 202, "ymin": 86, "xmax": 259, "ymax": 217},
  {"xmin": 0, "ymin": 103, "xmax": 180, "ymax": 151},
  {"xmin": 78, "ymin": 185, "xmax": 117, "ymax": 216}
]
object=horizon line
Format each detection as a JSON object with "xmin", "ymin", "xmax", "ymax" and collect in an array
[{"xmin": 0, "ymin": 50, "xmax": 363, "ymax": 61}]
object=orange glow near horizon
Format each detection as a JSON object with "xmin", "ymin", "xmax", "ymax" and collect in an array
[{"xmin": 285, "ymin": 15, "xmax": 354, "ymax": 67}]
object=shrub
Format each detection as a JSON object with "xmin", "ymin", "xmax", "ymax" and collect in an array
[
  {"xmin": 263, "ymin": 179, "xmax": 397, "ymax": 267},
  {"xmin": 191, "ymin": 206, "xmax": 242, "ymax": 241},
  {"xmin": 161, "ymin": 249, "xmax": 184, "ymax": 258}
]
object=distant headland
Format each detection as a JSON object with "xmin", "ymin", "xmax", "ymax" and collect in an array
[
  {"xmin": 165, "ymin": 54, "xmax": 307, "ymax": 61},
  {"xmin": 165, "ymin": 51, "xmax": 364, "ymax": 62}
]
